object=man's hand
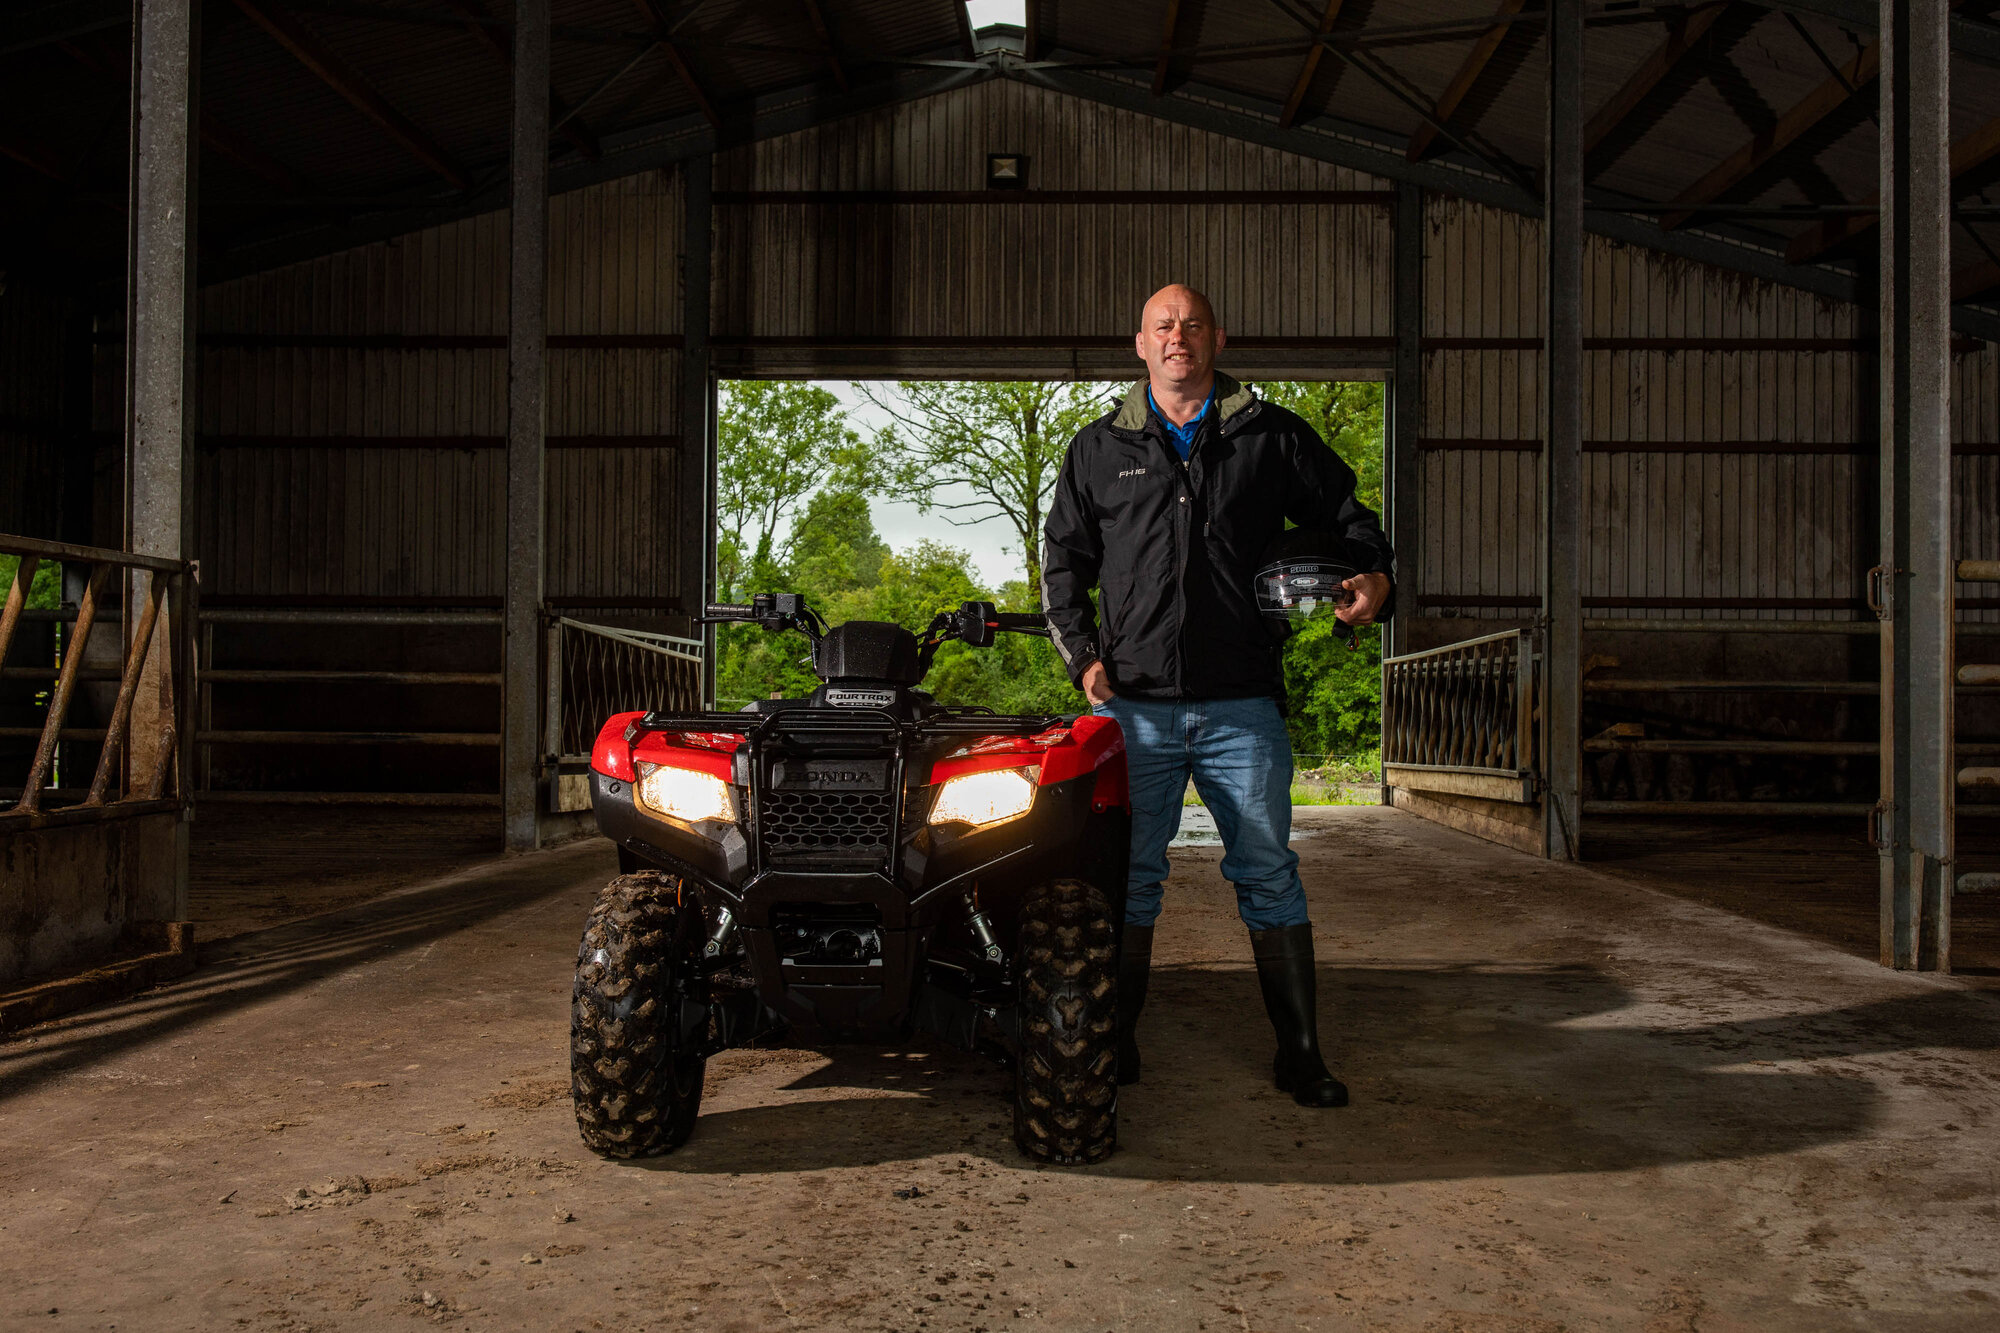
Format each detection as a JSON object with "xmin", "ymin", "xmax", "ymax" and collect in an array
[
  {"xmin": 1080, "ymin": 661, "xmax": 1116, "ymax": 704},
  {"xmin": 1340, "ymin": 572, "xmax": 1393, "ymax": 627}
]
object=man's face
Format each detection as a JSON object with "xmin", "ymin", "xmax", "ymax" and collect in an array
[{"xmin": 1135, "ymin": 288, "xmax": 1226, "ymax": 388}]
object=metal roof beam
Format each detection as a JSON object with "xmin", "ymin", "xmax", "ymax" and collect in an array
[
  {"xmin": 1278, "ymin": 0, "xmax": 1348, "ymax": 129},
  {"xmin": 1582, "ymin": 1, "xmax": 1732, "ymax": 171},
  {"xmin": 797, "ymin": 0, "xmax": 850, "ymax": 92},
  {"xmin": 0, "ymin": 139, "xmax": 74, "ymax": 184},
  {"xmin": 955, "ymin": 0, "xmax": 977, "ymax": 57},
  {"xmin": 1743, "ymin": 0, "xmax": 2000, "ymax": 66},
  {"xmin": 1016, "ymin": 59, "xmax": 2000, "ymax": 342},
  {"xmin": 231, "ymin": 0, "xmax": 472, "ymax": 190},
  {"xmin": 205, "ymin": 56, "xmax": 991, "ymax": 278},
  {"xmin": 1152, "ymin": 0, "xmax": 1184, "ymax": 97},
  {"xmin": 1406, "ymin": 0, "xmax": 1529, "ymax": 162},
  {"xmin": 1658, "ymin": 32, "xmax": 1875, "ymax": 228},
  {"xmin": 439, "ymin": 0, "xmax": 601, "ymax": 159},
  {"xmin": 630, "ymin": 0, "xmax": 722, "ymax": 128},
  {"xmin": 1789, "ymin": 106, "xmax": 2000, "ymax": 261},
  {"xmin": 57, "ymin": 35, "xmax": 309, "ymax": 193}
]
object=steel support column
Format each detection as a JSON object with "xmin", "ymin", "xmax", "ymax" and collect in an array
[
  {"xmin": 124, "ymin": 0, "xmax": 200, "ymax": 917},
  {"xmin": 679, "ymin": 153, "xmax": 715, "ymax": 703},
  {"xmin": 1877, "ymin": 0, "xmax": 1954, "ymax": 969},
  {"xmin": 1387, "ymin": 181, "xmax": 1423, "ymax": 662},
  {"xmin": 503, "ymin": 0, "xmax": 549, "ymax": 853},
  {"xmin": 1541, "ymin": 0, "xmax": 1584, "ymax": 861}
]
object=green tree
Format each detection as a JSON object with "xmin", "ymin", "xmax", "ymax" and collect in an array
[
  {"xmin": 789, "ymin": 484, "xmax": 886, "ymax": 596},
  {"xmin": 856, "ymin": 380, "xmax": 1109, "ymax": 593},
  {"xmin": 1254, "ymin": 380, "xmax": 1384, "ymax": 511},
  {"xmin": 715, "ymin": 381, "xmax": 876, "ymax": 600},
  {"xmin": 0, "ymin": 556, "xmax": 62, "ymax": 610},
  {"xmin": 1252, "ymin": 380, "xmax": 1387, "ymax": 760}
]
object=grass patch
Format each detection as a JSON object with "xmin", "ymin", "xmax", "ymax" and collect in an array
[{"xmin": 1181, "ymin": 751, "xmax": 1383, "ymax": 807}]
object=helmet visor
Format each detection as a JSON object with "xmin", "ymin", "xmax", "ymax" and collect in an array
[{"xmin": 1255, "ymin": 558, "xmax": 1358, "ymax": 622}]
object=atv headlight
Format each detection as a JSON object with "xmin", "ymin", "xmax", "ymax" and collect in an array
[
  {"xmin": 635, "ymin": 761, "xmax": 734, "ymax": 825},
  {"xmin": 930, "ymin": 767, "xmax": 1035, "ymax": 829}
]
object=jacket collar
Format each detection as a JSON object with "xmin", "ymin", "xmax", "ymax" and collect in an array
[{"xmin": 1113, "ymin": 372, "xmax": 1256, "ymax": 434}]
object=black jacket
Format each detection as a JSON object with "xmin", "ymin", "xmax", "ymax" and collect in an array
[{"xmin": 1040, "ymin": 375, "xmax": 1396, "ymax": 701}]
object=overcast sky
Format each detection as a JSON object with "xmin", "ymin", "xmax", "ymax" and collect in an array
[{"xmin": 963, "ymin": 0, "xmax": 1027, "ymax": 29}]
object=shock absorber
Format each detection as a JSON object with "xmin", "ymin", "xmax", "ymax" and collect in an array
[
  {"xmin": 704, "ymin": 905, "xmax": 739, "ymax": 962},
  {"xmin": 963, "ymin": 891, "xmax": 1004, "ymax": 965}
]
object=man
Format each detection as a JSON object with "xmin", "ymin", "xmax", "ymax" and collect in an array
[{"xmin": 1040, "ymin": 284, "xmax": 1394, "ymax": 1108}]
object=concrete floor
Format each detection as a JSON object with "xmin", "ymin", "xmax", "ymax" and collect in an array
[{"xmin": 4, "ymin": 807, "xmax": 1999, "ymax": 1331}]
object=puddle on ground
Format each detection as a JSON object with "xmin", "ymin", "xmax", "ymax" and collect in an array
[{"xmin": 1169, "ymin": 805, "xmax": 1322, "ymax": 848}]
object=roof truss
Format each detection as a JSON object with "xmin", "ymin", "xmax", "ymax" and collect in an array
[
  {"xmin": 1660, "ymin": 32, "xmax": 1875, "ymax": 228},
  {"xmin": 1277, "ymin": 0, "xmax": 1347, "ymax": 129},
  {"xmin": 231, "ymin": 0, "xmax": 472, "ymax": 190},
  {"xmin": 1582, "ymin": 1, "xmax": 1732, "ymax": 173},
  {"xmin": 1406, "ymin": 0, "xmax": 1528, "ymax": 163}
]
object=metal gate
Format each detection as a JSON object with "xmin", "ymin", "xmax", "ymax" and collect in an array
[{"xmin": 544, "ymin": 618, "xmax": 705, "ymax": 812}]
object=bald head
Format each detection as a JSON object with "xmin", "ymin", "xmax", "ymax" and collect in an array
[
  {"xmin": 1136, "ymin": 284, "xmax": 1226, "ymax": 403},
  {"xmin": 1140, "ymin": 283, "xmax": 1218, "ymax": 329}
]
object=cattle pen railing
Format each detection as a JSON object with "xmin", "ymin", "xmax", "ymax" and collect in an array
[
  {"xmin": 544, "ymin": 618, "xmax": 705, "ymax": 812},
  {"xmin": 1381, "ymin": 629, "xmax": 1541, "ymax": 805},
  {"xmin": 0, "ymin": 534, "xmax": 196, "ymax": 829}
]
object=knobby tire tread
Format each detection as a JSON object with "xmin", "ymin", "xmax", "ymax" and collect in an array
[
  {"xmin": 571, "ymin": 871, "xmax": 706, "ymax": 1159},
  {"xmin": 1013, "ymin": 878, "xmax": 1119, "ymax": 1164}
]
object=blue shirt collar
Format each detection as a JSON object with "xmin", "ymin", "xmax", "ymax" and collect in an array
[{"xmin": 1147, "ymin": 385, "xmax": 1214, "ymax": 457}]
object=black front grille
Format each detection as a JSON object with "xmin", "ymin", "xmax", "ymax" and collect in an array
[{"xmin": 756, "ymin": 788, "xmax": 896, "ymax": 866}]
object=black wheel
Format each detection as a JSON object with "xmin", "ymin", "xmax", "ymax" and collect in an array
[
  {"xmin": 1012, "ymin": 878, "xmax": 1120, "ymax": 1164},
  {"xmin": 571, "ymin": 871, "xmax": 708, "ymax": 1159}
]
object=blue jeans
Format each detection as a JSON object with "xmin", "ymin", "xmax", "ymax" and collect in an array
[{"xmin": 1090, "ymin": 695, "xmax": 1308, "ymax": 931}]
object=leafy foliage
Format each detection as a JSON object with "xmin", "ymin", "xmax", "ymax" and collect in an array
[
  {"xmin": 714, "ymin": 381, "xmax": 876, "ymax": 601},
  {"xmin": 0, "ymin": 556, "xmax": 62, "ymax": 610},
  {"xmin": 1252, "ymin": 380, "xmax": 1387, "ymax": 759},
  {"xmin": 856, "ymin": 380, "xmax": 1111, "ymax": 593}
]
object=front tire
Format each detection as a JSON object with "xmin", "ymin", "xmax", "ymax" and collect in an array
[
  {"xmin": 1013, "ymin": 878, "xmax": 1119, "ymax": 1164},
  {"xmin": 571, "ymin": 871, "xmax": 707, "ymax": 1158}
]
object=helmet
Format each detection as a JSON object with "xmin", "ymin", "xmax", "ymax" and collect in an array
[{"xmin": 1254, "ymin": 528, "xmax": 1363, "ymax": 623}]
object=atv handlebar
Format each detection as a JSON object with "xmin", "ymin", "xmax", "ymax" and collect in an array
[{"xmin": 700, "ymin": 594, "xmax": 827, "ymax": 638}]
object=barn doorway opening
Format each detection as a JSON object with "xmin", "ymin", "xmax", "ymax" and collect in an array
[{"xmin": 711, "ymin": 376, "xmax": 1387, "ymax": 800}]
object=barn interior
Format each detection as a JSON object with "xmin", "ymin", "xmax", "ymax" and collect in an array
[{"xmin": 3, "ymin": 0, "xmax": 2000, "ymax": 1326}]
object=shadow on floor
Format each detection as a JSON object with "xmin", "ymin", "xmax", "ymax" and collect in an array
[
  {"xmin": 1587, "ymin": 816, "xmax": 2000, "ymax": 979},
  {"xmin": 190, "ymin": 802, "xmax": 502, "ymax": 945},
  {"xmin": 646, "ymin": 961, "xmax": 2000, "ymax": 1186},
  {"xmin": 0, "ymin": 839, "xmax": 592, "ymax": 1104}
]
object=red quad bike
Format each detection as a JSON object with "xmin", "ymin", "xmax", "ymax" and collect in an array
[{"xmin": 571, "ymin": 594, "xmax": 1132, "ymax": 1165}]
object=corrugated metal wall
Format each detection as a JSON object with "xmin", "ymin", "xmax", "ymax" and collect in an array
[
  {"xmin": 191, "ymin": 169, "xmax": 685, "ymax": 607},
  {"xmin": 1420, "ymin": 193, "xmax": 1995, "ymax": 626},
  {"xmin": 169, "ymin": 80, "xmax": 1997, "ymax": 624},
  {"xmin": 1953, "ymin": 346, "xmax": 2000, "ymax": 624},
  {"xmin": 714, "ymin": 79, "xmax": 1396, "ymax": 377}
]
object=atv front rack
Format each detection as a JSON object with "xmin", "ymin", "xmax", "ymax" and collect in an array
[{"xmin": 636, "ymin": 707, "xmax": 1064, "ymax": 740}]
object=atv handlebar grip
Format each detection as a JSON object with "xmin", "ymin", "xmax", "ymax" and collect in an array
[
  {"xmin": 703, "ymin": 602, "xmax": 756, "ymax": 618},
  {"xmin": 992, "ymin": 612, "xmax": 1047, "ymax": 629}
]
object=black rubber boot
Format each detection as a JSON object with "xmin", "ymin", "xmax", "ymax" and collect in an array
[
  {"xmin": 1115, "ymin": 924, "xmax": 1155, "ymax": 1086},
  {"xmin": 1248, "ymin": 923, "xmax": 1348, "ymax": 1108}
]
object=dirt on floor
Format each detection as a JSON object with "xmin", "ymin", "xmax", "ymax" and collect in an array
[
  {"xmin": 188, "ymin": 802, "xmax": 502, "ymax": 946},
  {"xmin": 4, "ymin": 807, "xmax": 2000, "ymax": 1331},
  {"xmin": 1585, "ymin": 816, "xmax": 2000, "ymax": 981}
]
